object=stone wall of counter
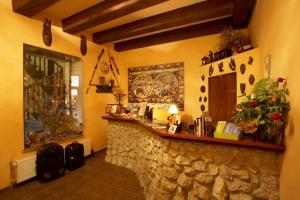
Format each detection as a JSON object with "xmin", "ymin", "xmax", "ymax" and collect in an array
[{"xmin": 105, "ymin": 121, "xmax": 282, "ymax": 200}]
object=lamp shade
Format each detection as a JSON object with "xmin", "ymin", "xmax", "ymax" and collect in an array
[{"xmin": 168, "ymin": 104, "xmax": 178, "ymax": 115}]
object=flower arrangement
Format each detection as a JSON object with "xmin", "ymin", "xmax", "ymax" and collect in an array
[{"xmin": 233, "ymin": 78, "xmax": 290, "ymax": 143}]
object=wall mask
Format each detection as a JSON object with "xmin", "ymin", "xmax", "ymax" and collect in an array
[
  {"xmin": 240, "ymin": 64, "xmax": 246, "ymax": 74},
  {"xmin": 43, "ymin": 18, "xmax": 52, "ymax": 46},
  {"xmin": 249, "ymin": 74, "xmax": 255, "ymax": 85},
  {"xmin": 80, "ymin": 35, "xmax": 87, "ymax": 56},
  {"xmin": 229, "ymin": 58, "xmax": 236, "ymax": 71},
  {"xmin": 209, "ymin": 65, "xmax": 214, "ymax": 76},
  {"xmin": 218, "ymin": 62, "xmax": 224, "ymax": 72}
]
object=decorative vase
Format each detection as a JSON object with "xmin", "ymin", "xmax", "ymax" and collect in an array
[{"xmin": 240, "ymin": 119, "xmax": 257, "ymax": 134}]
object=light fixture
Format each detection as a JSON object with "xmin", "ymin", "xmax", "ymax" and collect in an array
[{"xmin": 168, "ymin": 104, "xmax": 178, "ymax": 115}]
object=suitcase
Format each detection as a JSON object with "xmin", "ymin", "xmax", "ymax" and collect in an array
[
  {"xmin": 65, "ymin": 141, "xmax": 84, "ymax": 170},
  {"xmin": 36, "ymin": 143, "xmax": 65, "ymax": 182}
]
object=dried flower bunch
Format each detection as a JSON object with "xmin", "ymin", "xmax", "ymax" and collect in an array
[{"xmin": 218, "ymin": 26, "xmax": 249, "ymax": 51}]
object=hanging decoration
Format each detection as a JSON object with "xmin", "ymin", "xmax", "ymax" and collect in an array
[
  {"xmin": 80, "ymin": 35, "xmax": 87, "ymax": 56},
  {"xmin": 201, "ymin": 75, "xmax": 205, "ymax": 81},
  {"xmin": 42, "ymin": 18, "xmax": 52, "ymax": 46},
  {"xmin": 204, "ymin": 96, "xmax": 207, "ymax": 102},
  {"xmin": 248, "ymin": 56, "xmax": 253, "ymax": 65},
  {"xmin": 200, "ymin": 86, "xmax": 206, "ymax": 93},
  {"xmin": 229, "ymin": 57, "xmax": 236, "ymax": 71},
  {"xmin": 201, "ymin": 105, "xmax": 205, "ymax": 111},
  {"xmin": 218, "ymin": 62, "xmax": 224, "ymax": 72},
  {"xmin": 249, "ymin": 74, "xmax": 255, "ymax": 85},
  {"xmin": 209, "ymin": 65, "xmax": 214, "ymax": 76},
  {"xmin": 199, "ymin": 97, "xmax": 202, "ymax": 102},
  {"xmin": 240, "ymin": 83, "xmax": 246, "ymax": 94},
  {"xmin": 240, "ymin": 64, "xmax": 246, "ymax": 74}
]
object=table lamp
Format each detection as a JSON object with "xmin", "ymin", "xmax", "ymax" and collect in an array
[{"xmin": 168, "ymin": 104, "xmax": 179, "ymax": 127}]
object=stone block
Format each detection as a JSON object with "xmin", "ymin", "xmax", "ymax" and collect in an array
[
  {"xmin": 219, "ymin": 164, "xmax": 232, "ymax": 180},
  {"xmin": 213, "ymin": 176, "xmax": 228, "ymax": 200},
  {"xmin": 173, "ymin": 187, "xmax": 185, "ymax": 200},
  {"xmin": 193, "ymin": 182, "xmax": 210, "ymax": 200},
  {"xmin": 195, "ymin": 173, "xmax": 214, "ymax": 184},
  {"xmin": 184, "ymin": 167, "xmax": 196, "ymax": 175},
  {"xmin": 161, "ymin": 178, "xmax": 177, "ymax": 192},
  {"xmin": 229, "ymin": 193, "xmax": 253, "ymax": 200},
  {"xmin": 231, "ymin": 170, "xmax": 249, "ymax": 180},
  {"xmin": 163, "ymin": 167, "xmax": 180, "ymax": 180},
  {"xmin": 226, "ymin": 178, "xmax": 252, "ymax": 193},
  {"xmin": 175, "ymin": 155, "xmax": 191, "ymax": 166},
  {"xmin": 177, "ymin": 174, "xmax": 193, "ymax": 189},
  {"xmin": 253, "ymin": 176, "xmax": 278, "ymax": 200},
  {"xmin": 208, "ymin": 164, "xmax": 219, "ymax": 176},
  {"xmin": 192, "ymin": 160, "xmax": 207, "ymax": 171}
]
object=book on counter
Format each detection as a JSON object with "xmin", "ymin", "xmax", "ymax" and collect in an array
[
  {"xmin": 193, "ymin": 114, "xmax": 207, "ymax": 137},
  {"xmin": 213, "ymin": 121, "xmax": 242, "ymax": 141}
]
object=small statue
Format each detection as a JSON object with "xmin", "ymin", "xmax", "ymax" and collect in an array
[
  {"xmin": 209, "ymin": 51, "xmax": 214, "ymax": 62},
  {"xmin": 43, "ymin": 18, "xmax": 52, "ymax": 46},
  {"xmin": 201, "ymin": 56, "xmax": 210, "ymax": 66}
]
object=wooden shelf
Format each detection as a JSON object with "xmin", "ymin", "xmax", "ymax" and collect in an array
[{"xmin": 102, "ymin": 115, "xmax": 286, "ymax": 153}]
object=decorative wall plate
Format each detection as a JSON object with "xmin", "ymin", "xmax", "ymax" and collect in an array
[
  {"xmin": 229, "ymin": 58, "xmax": 236, "ymax": 71},
  {"xmin": 204, "ymin": 96, "xmax": 207, "ymax": 102},
  {"xmin": 100, "ymin": 61, "xmax": 110, "ymax": 74},
  {"xmin": 200, "ymin": 86, "xmax": 206, "ymax": 93},
  {"xmin": 240, "ymin": 83, "xmax": 246, "ymax": 94},
  {"xmin": 209, "ymin": 65, "xmax": 214, "ymax": 76},
  {"xmin": 240, "ymin": 64, "xmax": 246, "ymax": 74},
  {"xmin": 201, "ymin": 105, "xmax": 205, "ymax": 111},
  {"xmin": 218, "ymin": 62, "xmax": 224, "ymax": 72},
  {"xmin": 248, "ymin": 56, "xmax": 253, "ymax": 65},
  {"xmin": 199, "ymin": 97, "xmax": 202, "ymax": 102},
  {"xmin": 43, "ymin": 18, "xmax": 52, "ymax": 46},
  {"xmin": 201, "ymin": 75, "xmax": 205, "ymax": 81},
  {"xmin": 249, "ymin": 74, "xmax": 255, "ymax": 85}
]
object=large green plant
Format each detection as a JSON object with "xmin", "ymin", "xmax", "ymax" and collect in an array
[{"xmin": 233, "ymin": 78, "xmax": 290, "ymax": 139}]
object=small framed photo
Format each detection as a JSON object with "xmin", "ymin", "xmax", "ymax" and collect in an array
[{"xmin": 168, "ymin": 125, "xmax": 177, "ymax": 134}]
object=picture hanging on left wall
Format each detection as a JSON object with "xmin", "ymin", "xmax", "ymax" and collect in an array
[{"xmin": 23, "ymin": 44, "xmax": 83, "ymax": 150}]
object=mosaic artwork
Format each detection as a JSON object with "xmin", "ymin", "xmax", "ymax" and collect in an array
[{"xmin": 128, "ymin": 62, "xmax": 184, "ymax": 108}]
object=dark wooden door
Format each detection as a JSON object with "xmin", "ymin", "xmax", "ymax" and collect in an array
[{"xmin": 208, "ymin": 73, "xmax": 236, "ymax": 125}]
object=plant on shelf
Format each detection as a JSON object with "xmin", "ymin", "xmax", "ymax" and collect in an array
[
  {"xmin": 218, "ymin": 26, "xmax": 249, "ymax": 54},
  {"xmin": 233, "ymin": 78, "xmax": 290, "ymax": 144}
]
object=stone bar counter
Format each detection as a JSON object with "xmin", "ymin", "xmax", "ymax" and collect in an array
[{"xmin": 103, "ymin": 116, "xmax": 284, "ymax": 200}]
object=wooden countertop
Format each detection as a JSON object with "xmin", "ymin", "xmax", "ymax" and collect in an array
[{"xmin": 102, "ymin": 115, "xmax": 286, "ymax": 153}]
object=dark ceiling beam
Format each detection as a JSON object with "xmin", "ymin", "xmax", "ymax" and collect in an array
[
  {"xmin": 93, "ymin": 0, "xmax": 235, "ymax": 45},
  {"xmin": 12, "ymin": 0, "xmax": 60, "ymax": 17},
  {"xmin": 232, "ymin": 0, "xmax": 256, "ymax": 28},
  {"xmin": 62, "ymin": 0, "xmax": 168, "ymax": 34},
  {"xmin": 114, "ymin": 17, "xmax": 232, "ymax": 52}
]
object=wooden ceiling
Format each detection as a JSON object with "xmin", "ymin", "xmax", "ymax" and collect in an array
[{"xmin": 12, "ymin": 0, "xmax": 255, "ymax": 52}]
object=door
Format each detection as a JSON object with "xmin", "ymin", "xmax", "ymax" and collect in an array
[{"xmin": 209, "ymin": 73, "xmax": 236, "ymax": 125}]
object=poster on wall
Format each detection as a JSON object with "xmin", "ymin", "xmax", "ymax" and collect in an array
[{"xmin": 128, "ymin": 62, "xmax": 184, "ymax": 108}]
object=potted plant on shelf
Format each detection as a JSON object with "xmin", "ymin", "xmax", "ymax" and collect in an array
[{"xmin": 233, "ymin": 78, "xmax": 290, "ymax": 144}]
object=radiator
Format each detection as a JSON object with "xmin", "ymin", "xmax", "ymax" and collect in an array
[{"xmin": 11, "ymin": 139, "xmax": 92, "ymax": 186}]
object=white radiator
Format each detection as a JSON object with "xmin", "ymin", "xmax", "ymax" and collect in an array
[
  {"xmin": 11, "ymin": 156, "xmax": 37, "ymax": 185},
  {"xmin": 11, "ymin": 139, "xmax": 92, "ymax": 186}
]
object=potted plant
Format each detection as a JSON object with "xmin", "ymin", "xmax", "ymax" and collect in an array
[{"xmin": 233, "ymin": 78, "xmax": 290, "ymax": 144}]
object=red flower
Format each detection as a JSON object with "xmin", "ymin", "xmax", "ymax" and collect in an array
[
  {"xmin": 248, "ymin": 102, "xmax": 257, "ymax": 108},
  {"xmin": 277, "ymin": 77, "xmax": 285, "ymax": 82},
  {"xmin": 269, "ymin": 98, "xmax": 276, "ymax": 105},
  {"xmin": 271, "ymin": 113, "xmax": 281, "ymax": 120}
]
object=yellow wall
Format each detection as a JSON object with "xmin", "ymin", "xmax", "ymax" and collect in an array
[
  {"xmin": 200, "ymin": 48, "xmax": 262, "ymax": 109},
  {"xmin": 118, "ymin": 30, "xmax": 250, "ymax": 120},
  {"xmin": 249, "ymin": 0, "xmax": 300, "ymax": 199},
  {"xmin": 0, "ymin": 0, "xmax": 122, "ymax": 189}
]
